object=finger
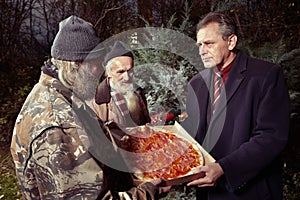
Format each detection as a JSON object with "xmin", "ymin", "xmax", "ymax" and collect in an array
[
  {"xmin": 187, "ymin": 179, "xmax": 206, "ymax": 186},
  {"xmin": 187, "ymin": 173, "xmax": 214, "ymax": 186},
  {"xmin": 186, "ymin": 180, "xmax": 199, "ymax": 186},
  {"xmin": 197, "ymin": 183, "xmax": 215, "ymax": 187}
]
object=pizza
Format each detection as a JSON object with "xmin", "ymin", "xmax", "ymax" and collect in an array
[{"xmin": 124, "ymin": 126, "xmax": 204, "ymax": 181}]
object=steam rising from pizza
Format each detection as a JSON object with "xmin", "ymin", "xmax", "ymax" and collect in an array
[{"xmin": 125, "ymin": 126, "xmax": 204, "ymax": 181}]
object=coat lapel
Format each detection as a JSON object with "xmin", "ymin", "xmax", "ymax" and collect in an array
[
  {"xmin": 224, "ymin": 53, "xmax": 247, "ymax": 105},
  {"xmin": 199, "ymin": 69, "xmax": 213, "ymax": 133}
]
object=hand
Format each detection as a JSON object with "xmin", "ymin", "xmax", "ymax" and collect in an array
[
  {"xmin": 150, "ymin": 178, "xmax": 171, "ymax": 195},
  {"xmin": 178, "ymin": 111, "xmax": 188, "ymax": 122},
  {"xmin": 187, "ymin": 163, "xmax": 224, "ymax": 187}
]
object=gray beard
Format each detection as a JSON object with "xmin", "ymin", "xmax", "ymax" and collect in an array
[
  {"xmin": 110, "ymin": 80, "xmax": 135, "ymax": 94},
  {"xmin": 73, "ymin": 67, "xmax": 99, "ymax": 100}
]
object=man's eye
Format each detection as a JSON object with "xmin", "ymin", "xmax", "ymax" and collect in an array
[{"xmin": 117, "ymin": 70, "xmax": 125, "ymax": 74}]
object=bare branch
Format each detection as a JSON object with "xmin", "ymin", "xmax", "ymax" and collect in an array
[{"xmin": 94, "ymin": 2, "xmax": 125, "ymax": 28}]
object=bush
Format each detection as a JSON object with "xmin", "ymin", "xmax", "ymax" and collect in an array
[{"xmin": 133, "ymin": 2, "xmax": 199, "ymax": 116}]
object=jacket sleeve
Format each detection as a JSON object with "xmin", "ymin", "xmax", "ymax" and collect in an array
[
  {"xmin": 218, "ymin": 65, "xmax": 290, "ymax": 191},
  {"xmin": 11, "ymin": 126, "xmax": 41, "ymax": 199}
]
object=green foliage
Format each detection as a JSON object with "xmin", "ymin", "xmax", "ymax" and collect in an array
[
  {"xmin": 178, "ymin": 1, "xmax": 195, "ymax": 36},
  {"xmin": 0, "ymin": 154, "xmax": 21, "ymax": 200},
  {"xmin": 239, "ymin": 39, "xmax": 287, "ymax": 64},
  {"xmin": 283, "ymin": 163, "xmax": 300, "ymax": 200},
  {"xmin": 279, "ymin": 48, "xmax": 300, "ymax": 93},
  {"xmin": 161, "ymin": 185, "xmax": 196, "ymax": 200},
  {"xmin": 0, "ymin": 118, "xmax": 7, "ymax": 126},
  {"xmin": 134, "ymin": 2, "xmax": 199, "ymax": 115},
  {"xmin": 135, "ymin": 62, "xmax": 196, "ymax": 115},
  {"xmin": 16, "ymin": 84, "xmax": 32, "ymax": 97}
]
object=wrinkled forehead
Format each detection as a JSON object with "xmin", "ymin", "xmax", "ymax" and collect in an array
[{"xmin": 109, "ymin": 56, "xmax": 134, "ymax": 71}]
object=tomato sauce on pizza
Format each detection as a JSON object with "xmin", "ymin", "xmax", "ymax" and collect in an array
[{"xmin": 125, "ymin": 126, "xmax": 204, "ymax": 181}]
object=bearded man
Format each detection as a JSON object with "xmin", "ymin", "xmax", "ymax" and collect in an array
[{"xmin": 95, "ymin": 41, "xmax": 151, "ymax": 127}]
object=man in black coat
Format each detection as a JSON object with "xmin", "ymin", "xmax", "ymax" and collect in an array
[{"xmin": 182, "ymin": 12, "xmax": 290, "ymax": 200}]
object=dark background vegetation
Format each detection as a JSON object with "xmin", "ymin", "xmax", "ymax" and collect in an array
[{"xmin": 0, "ymin": 0, "xmax": 299, "ymax": 199}]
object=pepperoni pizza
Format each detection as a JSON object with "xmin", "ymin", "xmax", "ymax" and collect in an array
[{"xmin": 125, "ymin": 126, "xmax": 204, "ymax": 181}]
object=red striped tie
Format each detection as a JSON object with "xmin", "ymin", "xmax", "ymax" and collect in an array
[{"xmin": 213, "ymin": 68, "xmax": 222, "ymax": 113}]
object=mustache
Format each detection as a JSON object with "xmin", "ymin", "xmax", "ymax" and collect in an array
[{"xmin": 120, "ymin": 79, "xmax": 133, "ymax": 84}]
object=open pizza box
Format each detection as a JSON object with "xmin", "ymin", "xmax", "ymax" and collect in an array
[{"xmin": 125, "ymin": 121, "xmax": 215, "ymax": 186}]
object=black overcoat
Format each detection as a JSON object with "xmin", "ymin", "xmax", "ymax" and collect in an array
[{"xmin": 182, "ymin": 51, "xmax": 290, "ymax": 200}]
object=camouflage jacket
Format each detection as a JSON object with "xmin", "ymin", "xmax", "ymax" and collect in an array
[{"xmin": 11, "ymin": 72, "xmax": 158, "ymax": 200}]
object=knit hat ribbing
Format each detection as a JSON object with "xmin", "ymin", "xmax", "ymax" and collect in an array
[
  {"xmin": 51, "ymin": 15, "xmax": 103, "ymax": 61},
  {"xmin": 104, "ymin": 41, "xmax": 134, "ymax": 65}
]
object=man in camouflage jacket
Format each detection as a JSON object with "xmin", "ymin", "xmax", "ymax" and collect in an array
[{"xmin": 10, "ymin": 15, "xmax": 162, "ymax": 200}]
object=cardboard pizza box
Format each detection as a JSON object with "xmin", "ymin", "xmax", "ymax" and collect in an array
[{"xmin": 125, "ymin": 121, "xmax": 215, "ymax": 186}]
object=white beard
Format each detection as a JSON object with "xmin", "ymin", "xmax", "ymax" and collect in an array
[
  {"xmin": 110, "ymin": 80, "xmax": 134, "ymax": 94},
  {"xmin": 124, "ymin": 91, "xmax": 142, "ymax": 125}
]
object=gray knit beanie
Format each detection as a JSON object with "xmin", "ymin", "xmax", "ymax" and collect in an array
[
  {"xmin": 51, "ymin": 15, "xmax": 103, "ymax": 61},
  {"xmin": 104, "ymin": 41, "xmax": 134, "ymax": 65}
]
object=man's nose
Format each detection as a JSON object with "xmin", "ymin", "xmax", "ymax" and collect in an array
[
  {"xmin": 123, "ymin": 71, "xmax": 130, "ymax": 81},
  {"xmin": 199, "ymin": 45, "xmax": 207, "ymax": 56}
]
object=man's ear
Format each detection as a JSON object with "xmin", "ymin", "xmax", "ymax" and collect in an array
[{"xmin": 228, "ymin": 34, "xmax": 237, "ymax": 51}]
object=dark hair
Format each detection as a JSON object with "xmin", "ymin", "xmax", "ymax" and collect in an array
[{"xmin": 196, "ymin": 12, "xmax": 237, "ymax": 40}]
